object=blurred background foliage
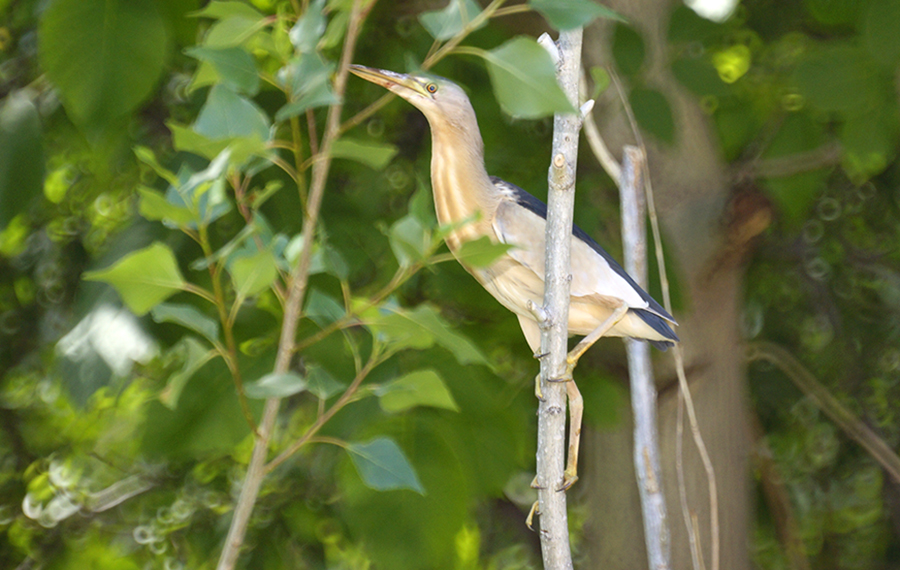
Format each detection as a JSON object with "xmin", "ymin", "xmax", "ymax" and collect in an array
[{"xmin": 1, "ymin": 0, "xmax": 900, "ymax": 569}]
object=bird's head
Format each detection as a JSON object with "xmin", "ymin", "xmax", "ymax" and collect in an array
[{"xmin": 349, "ymin": 65, "xmax": 476, "ymax": 130}]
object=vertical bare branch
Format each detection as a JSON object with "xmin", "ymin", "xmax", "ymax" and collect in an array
[
  {"xmin": 620, "ymin": 146, "xmax": 671, "ymax": 570},
  {"xmin": 215, "ymin": 2, "xmax": 372, "ymax": 569},
  {"xmin": 535, "ymin": 27, "xmax": 583, "ymax": 570}
]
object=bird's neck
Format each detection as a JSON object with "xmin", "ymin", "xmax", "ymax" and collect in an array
[{"xmin": 429, "ymin": 125, "xmax": 498, "ymax": 251}]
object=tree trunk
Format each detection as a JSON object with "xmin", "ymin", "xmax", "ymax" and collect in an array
[{"xmin": 581, "ymin": 1, "xmax": 750, "ymax": 568}]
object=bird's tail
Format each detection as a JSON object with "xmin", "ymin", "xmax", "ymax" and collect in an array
[{"xmin": 632, "ymin": 308, "xmax": 679, "ymax": 351}]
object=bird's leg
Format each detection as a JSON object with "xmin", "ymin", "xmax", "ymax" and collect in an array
[
  {"xmin": 560, "ymin": 377, "xmax": 583, "ymax": 490},
  {"xmin": 566, "ymin": 304, "xmax": 629, "ymax": 374},
  {"xmin": 525, "ymin": 500, "xmax": 540, "ymax": 531}
]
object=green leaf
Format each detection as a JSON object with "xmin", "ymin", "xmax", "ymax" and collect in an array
[
  {"xmin": 365, "ymin": 303, "xmax": 488, "ymax": 365},
  {"xmin": 244, "ymin": 372, "xmax": 308, "ymax": 399},
  {"xmin": 377, "ymin": 369, "xmax": 459, "ymax": 413},
  {"xmin": 794, "ymin": 46, "xmax": 879, "ymax": 113},
  {"xmin": 138, "ymin": 187, "xmax": 196, "ymax": 227},
  {"xmin": 454, "ymin": 236, "xmax": 513, "ymax": 268},
  {"xmin": 230, "ymin": 248, "xmax": 278, "ymax": 297},
  {"xmin": 612, "ymin": 24, "xmax": 645, "ymax": 77},
  {"xmin": 529, "ymin": 0, "xmax": 625, "ymax": 30},
  {"xmin": 419, "ymin": 0, "xmax": 484, "ymax": 41},
  {"xmin": 275, "ymin": 55, "xmax": 339, "ymax": 121},
  {"xmin": 194, "ymin": 85, "xmax": 271, "ymax": 141},
  {"xmin": 191, "ymin": 1, "xmax": 263, "ymax": 20},
  {"xmin": 629, "ymin": 87, "xmax": 675, "ymax": 144},
  {"xmin": 389, "ymin": 215, "xmax": 429, "ymax": 266},
  {"xmin": 134, "ymin": 146, "xmax": 179, "ymax": 186},
  {"xmin": 151, "ymin": 303, "xmax": 220, "ymax": 343},
  {"xmin": 839, "ymin": 108, "xmax": 897, "ymax": 183},
  {"xmin": 331, "ymin": 138, "xmax": 398, "ymax": 169},
  {"xmin": 38, "ymin": 0, "xmax": 171, "ymax": 130},
  {"xmin": 305, "ymin": 289, "xmax": 346, "ymax": 328},
  {"xmin": 306, "ymin": 363, "xmax": 345, "ymax": 399},
  {"xmin": 483, "ymin": 37, "xmax": 576, "ymax": 119},
  {"xmin": 864, "ymin": 0, "xmax": 900, "ymax": 66},
  {"xmin": 83, "ymin": 243, "xmax": 186, "ymax": 315},
  {"xmin": 160, "ymin": 337, "xmax": 214, "ymax": 409},
  {"xmin": 185, "ymin": 46, "xmax": 260, "ymax": 95},
  {"xmin": 170, "ymin": 122, "xmax": 268, "ymax": 163},
  {"xmin": 290, "ymin": 0, "xmax": 326, "ymax": 53},
  {"xmin": 204, "ymin": 15, "xmax": 265, "ymax": 47},
  {"xmin": 0, "ymin": 91, "xmax": 44, "ymax": 231},
  {"xmin": 346, "ymin": 438, "xmax": 425, "ymax": 494}
]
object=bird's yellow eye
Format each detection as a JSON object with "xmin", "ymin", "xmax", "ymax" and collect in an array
[{"xmin": 426, "ymin": 83, "xmax": 438, "ymax": 94}]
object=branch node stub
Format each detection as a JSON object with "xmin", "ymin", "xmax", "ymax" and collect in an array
[
  {"xmin": 527, "ymin": 299, "xmax": 550, "ymax": 325},
  {"xmin": 579, "ymin": 99, "xmax": 595, "ymax": 118},
  {"xmin": 537, "ymin": 32, "xmax": 560, "ymax": 65},
  {"xmin": 552, "ymin": 153, "xmax": 565, "ymax": 169}
]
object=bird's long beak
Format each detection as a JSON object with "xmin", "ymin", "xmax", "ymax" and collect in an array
[{"xmin": 349, "ymin": 64, "xmax": 426, "ymax": 98}]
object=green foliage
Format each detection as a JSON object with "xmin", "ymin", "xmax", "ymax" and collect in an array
[
  {"xmin": 0, "ymin": 92, "xmax": 43, "ymax": 231},
  {"xmin": 38, "ymin": 0, "xmax": 171, "ymax": 131},
  {"xmin": 8, "ymin": 0, "xmax": 900, "ymax": 568},
  {"xmin": 419, "ymin": 0, "xmax": 484, "ymax": 41},
  {"xmin": 376, "ymin": 369, "xmax": 460, "ymax": 413},
  {"xmin": 530, "ymin": 0, "xmax": 625, "ymax": 31},
  {"xmin": 346, "ymin": 437, "xmax": 425, "ymax": 493},
  {"xmin": 244, "ymin": 371, "xmax": 308, "ymax": 398},
  {"xmin": 483, "ymin": 37, "xmax": 576, "ymax": 119},
  {"xmin": 83, "ymin": 243, "xmax": 186, "ymax": 315}
]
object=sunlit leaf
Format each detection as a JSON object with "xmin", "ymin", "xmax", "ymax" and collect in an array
[
  {"xmin": 191, "ymin": 1, "xmax": 263, "ymax": 20},
  {"xmin": 0, "ymin": 91, "xmax": 43, "ymax": 231},
  {"xmin": 194, "ymin": 85, "xmax": 271, "ymax": 141},
  {"xmin": 331, "ymin": 138, "xmax": 398, "ymax": 170},
  {"xmin": 244, "ymin": 371, "xmax": 307, "ymax": 399},
  {"xmin": 389, "ymin": 215, "xmax": 429, "ymax": 266},
  {"xmin": 376, "ymin": 369, "xmax": 459, "ymax": 413},
  {"xmin": 169, "ymin": 122, "xmax": 268, "ymax": 164},
  {"xmin": 364, "ymin": 303, "xmax": 487, "ymax": 365},
  {"xmin": 151, "ymin": 303, "xmax": 220, "ymax": 343},
  {"xmin": 454, "ymin": 236, "xmax": 513, "ymax": 268},
  {"xmin": 185, "ymin": 46, "xmax": 260, "ymax": 95},
  {"xmin": 204, "ymin": 16, "xmax": 265, "ymax": 47},
  {"xmin": 38, "ymin": 0, "xmax": 170, "ymax": 130},
  {"xmin": 290, "ymin": 0, "xmax": 326, "ymax": 53},
  {"xmin": 83, "ymin": 243, "xmax": 186, "ymax": 316},
  {"xmin": 230, "ymin": 248, "xmax": 278, "ymax": 297},
  {"xmin": 346, "ymin": 438, "xmax": 425, "ymax": 493},
  {"xmin": 529, "ymin": 0, "xmax": 624, "ymax": 30},
  {"xmin": 483, "ymin": 37, "xmax": 575, "ymax": 119},
  {"xmin": 138, "ymin": 187, "xmax": 195, "ymax": 227},
  {"xmin": 419, "ymin": 0, "xmax": 484, "ymax": 41},
  {"xmin": 160, "ymin": 337, "xmax": 214, "ymax": 409}
]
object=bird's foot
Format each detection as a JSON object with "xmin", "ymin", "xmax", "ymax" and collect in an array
[
  {"xmin": 530, "ymin": 475, "xmax": 544, "ymax": 490},
  {"xmin": 525, "ymin": 500, "xmax": 540, "ymax": 531},
  {"xmin": 533, "ymin": 351, "xmax": 549, "ymax": 360},
  {"xmin": 558, "ymin": 468, "xmax": 579, "ymax": 492},
  {"xmin": 533, "ymin": 374, "xmax": 545, "ymax": 401}
]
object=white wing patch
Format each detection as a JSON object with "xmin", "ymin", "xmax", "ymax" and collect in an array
[{"xmin": 492, "ymin": 200, "xmax": 649, "ymax": 309}]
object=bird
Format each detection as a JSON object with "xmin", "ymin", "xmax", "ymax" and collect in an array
[{"xmin": 350, "ymin": 64, "xmax": 678, "ymax": 487}]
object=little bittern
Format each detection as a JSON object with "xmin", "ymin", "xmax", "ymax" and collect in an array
[{"xmin": 350, "ymin": 64, "xmax": 678, "ymax": 486}]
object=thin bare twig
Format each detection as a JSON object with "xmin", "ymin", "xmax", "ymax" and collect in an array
[
  {"xmin": 620, "ymin": 146, "xmax": 671, "ymax": 570},
  {"xmin": 215, "ymin": 2, "xmax": 374, "ymax": 569}
]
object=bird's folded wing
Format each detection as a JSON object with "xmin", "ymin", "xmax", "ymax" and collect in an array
[{"xmin": 492, "ymin": 199, "xmax": 649, "ymax": 309}]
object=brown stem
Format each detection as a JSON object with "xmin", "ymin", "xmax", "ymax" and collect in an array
[{"xmin": 214, "ymin": 2, "xmax": 375, "ymax": 569}]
